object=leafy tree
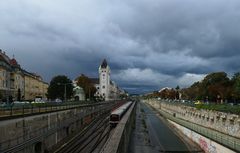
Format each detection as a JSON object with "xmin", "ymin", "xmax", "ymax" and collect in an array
[
  {"xmin": 175, "ymin": 85, "xmax": 180, "ymax": 99},
  {"xmin": 76, "ymin": 74, "xmax": 96, "ymax": 99},
  {"xmin": 158, "ymin": 88, "xmax": 177, "ymax": 100},
  {"xmin": 47, "ymin": 75, "xmax": 73, "ymax": 101},
  {"xmin": 204, "ymin": 72, "xmax": 231, "ymax": 103},
  {"xmin": 180, "ymin": 72, "xmax": 232, "ymax": 103},
  {"xmin": 232, "ymin": 72, "xmax": 240, "ymax": 101}
]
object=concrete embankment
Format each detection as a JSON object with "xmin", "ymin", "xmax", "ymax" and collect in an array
[
  {"xmin": 145, "ymin": 99, "xmax": 238, "ymax": 153},
  {"xmin": 0, "ymin": 102, "xmax": 115, "ymax": 153},
  {"xmin": 101, "ymin": 102, "xmax": 136, "ymax": 153}
]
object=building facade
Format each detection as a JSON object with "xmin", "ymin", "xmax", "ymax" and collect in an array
[
  {"xmin": 23, "ymin": 71, "xmax": 48, "ymax": 100},
  {"xmin": 75, "ymin": 59, "xmax": 127, "ymax": 101},
  {"xmin": 99, "ymin": 59, "xmax": 111, "ymax": 100},
  {"xmin": 0, "ymin": 50, "xmax": 48, "ymax": 102},
  {"xmin": 95, "ymin": 59, "xmax": 125, "ymax": 101},
  {"xmin": 73, "ymin": 85, "xmax": 85, "ymax": 101}
]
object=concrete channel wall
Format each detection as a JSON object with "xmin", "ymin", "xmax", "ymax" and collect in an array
[
  {"xmin": 0, "ymin": 103, "xmax": 114, "ymax": 153},
  {"xmin": 144, "ymin": 99, "xmax": 239, "ymax": 153},
  {"xmin": 158, "ymin": 100, "xmax": 240, "ymax": 138},
  {"xmin": 168, "ymin": 120, "xmax": 235, "ymax": 153},
  {"xmin": 101, "ymin": 102, "xmax": 136, "ymax": 153}
]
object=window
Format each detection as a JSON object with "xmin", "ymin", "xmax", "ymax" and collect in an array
[{"xmin": 102, "ymin": 86, "xmax": 105, "ymax": 89}]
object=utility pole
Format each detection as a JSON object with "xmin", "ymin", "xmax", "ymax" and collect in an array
[
  {"xmin": 64, "ymin": 84, "xmax": 67, "ymax": 102},
  {"xmin": 57, "ymin": 83, "xmax": 72, "ymax": 102}
]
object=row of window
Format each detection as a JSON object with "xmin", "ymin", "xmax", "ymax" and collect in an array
[{"xmin": 97, "ymin": 86, "xmax": 106, "ymax": 89}]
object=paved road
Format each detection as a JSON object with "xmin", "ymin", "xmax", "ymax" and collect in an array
[{"xmin": 130, "ymin": 102, "xmax": 191, "ymax": 153}]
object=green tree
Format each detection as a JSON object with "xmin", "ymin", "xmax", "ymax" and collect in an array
[
  {"xmin": 232, "ymin": 72, "xmax": 240, "ymax": 101},
  {"xmin": 76, "ymin": 74, "xmax": 96, "ymax": 100},
  {"xmin": 47, "ymin": 75, "xmax": 73, "ymax": 101},
  {"xmin": 203, "ymin": 72, "xmax": 231, "ymax": 103},
  {"xmin": 175, "ymin": 85, "xmax": 180, "ymax": 99}
]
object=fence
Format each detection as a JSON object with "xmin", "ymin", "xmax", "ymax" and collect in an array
[
  {"xmin": 156, "ymin": 105, "xmax": 240, "ymax": 152},
  {"xmin": 0, "ymin": 101, "xmax": 107, "ymax": 119},
  {"xmin": 0, "ymin": 102, "xmax": 115, "ymax": 153}
]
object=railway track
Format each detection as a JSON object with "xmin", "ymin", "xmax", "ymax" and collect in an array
[{"xmin": 54, "ymin": 112, "xmax": 111, "ymax": 153}]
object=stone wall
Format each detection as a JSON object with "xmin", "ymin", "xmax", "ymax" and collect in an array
[
  {"xmin": 145, "ymin": 99, "xmax": 240, "ymax": 138},
  {"xmin": 0, "ymin": 104, "xmax": 111, "ymax": 153}
]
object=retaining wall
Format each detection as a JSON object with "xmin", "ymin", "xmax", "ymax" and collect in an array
[
  {"xmin": 101, "ymin": 102, "xmax": 136, "ymax": 153},
  {"xmin": 0, "ymin": 103, "xmax": 112, "ymax": 153},
  {"xmin": 145, "ymin": 99, "xmax": 239, "ymax": 153},
  {"xmin": 169, "ymin": 120, "xmax": 235, "ymax": 153},
  {"xmin": 147, "ymin": 99, "xmax": 240, "ymax": 138}
]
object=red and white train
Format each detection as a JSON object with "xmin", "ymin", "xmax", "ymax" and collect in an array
[{"xmin": 110, "ymin": 101, "xmax": 133, "ymax": 127}]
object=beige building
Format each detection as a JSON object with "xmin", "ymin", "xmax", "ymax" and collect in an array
[
  {"xmin": 0, "ymin": 50, "xmax": 48, "ymax": 101},
  {"xmin": 23, "ymin": 72, "xmax": 48, "ymax": 100}
]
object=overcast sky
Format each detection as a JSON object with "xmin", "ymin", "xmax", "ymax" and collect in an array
[{"xmin": 1, "ymin": 0, "xmax": 240, "ymax": 94}]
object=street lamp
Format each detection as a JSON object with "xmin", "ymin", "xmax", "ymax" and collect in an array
[{"xmin": 57, "ymin": 83, "xmax": 73, "ymax": 102}]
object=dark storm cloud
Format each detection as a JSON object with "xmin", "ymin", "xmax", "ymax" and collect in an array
[{"xmin": 1, "ymin": 0, "xmax": 240, "ymax": 93}]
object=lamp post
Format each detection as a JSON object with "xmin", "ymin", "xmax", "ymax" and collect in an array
[{"xmin": 57, "ymin": 83, "xmax": 73, "ymax": 102}]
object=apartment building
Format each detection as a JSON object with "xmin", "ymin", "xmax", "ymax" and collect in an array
[{"xmin": 0, "ymin": 50, "xmax": 48, "ymax": 101}]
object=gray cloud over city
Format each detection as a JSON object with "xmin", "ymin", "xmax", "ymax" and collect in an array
[{"xmin": 1, "ymin": 0, "xmax": 240, "ymax": 93}]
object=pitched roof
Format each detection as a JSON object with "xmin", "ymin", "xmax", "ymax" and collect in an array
[
  {"xmin": 10, "ymin": 58, "xmax": 18, "ymax": 65},
  {"xmin": 100, "ymin": 59, "xmax": 108, "ymax": 68},
  {"xmin": 10, "ymin": 58, "xmax": 21, "ymax": 68}
]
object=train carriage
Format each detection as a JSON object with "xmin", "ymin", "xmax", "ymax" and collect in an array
[{"xmin": 110, "ymin": 101, "xmax": 133, "ymax": 127}]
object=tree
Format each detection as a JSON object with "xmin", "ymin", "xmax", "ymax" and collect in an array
[
  {"xmin": 76, "ymin": 74, "xmax": 96, "ymax": 100},
  {"xmin": 232, "ymin": 72, "xmax": 240, "ymax": 101},
  {"xmin": 180, "ymin": 72, "xmax": 232, "ymax": 103},
  {"xmin": 203, "ymin": 72, "xmax": 231, "ymax": 103},
  {"xmin": 175, "ymin": 85, "xmax": 180, "ymax": 99},
  {"xmin": 47, "ymin": 75, "xmax": 73, "ymax": 101}
]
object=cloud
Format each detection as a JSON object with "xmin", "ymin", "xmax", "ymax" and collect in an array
[
  {"xmin": 112, "ymin": 68, "xmax": 205, "ymax": 93},
  {"xmin": 177, "ymin": 73, "xmax": 206, "ymax": 88},
  {"xmin": 1, "ymin": 0, "xmax": 240, "ymax": 93}
]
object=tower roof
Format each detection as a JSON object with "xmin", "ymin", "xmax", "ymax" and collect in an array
[
  {"xmin": 100, "ymin": 59, "xmax": 108, "ymax": 68},
  {"xmin": 10, "ymin": 58, "xmax": 19, "ymax": 66}
]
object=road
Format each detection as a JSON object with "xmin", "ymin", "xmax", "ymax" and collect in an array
[{"xmin": 130, "ymin": 102, "xmax": 200, "ymax": 153}]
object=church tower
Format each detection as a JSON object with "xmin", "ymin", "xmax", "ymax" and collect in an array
[{"xmin": 99, "ymin": 59, "xmax": 111, "ymax": 101}]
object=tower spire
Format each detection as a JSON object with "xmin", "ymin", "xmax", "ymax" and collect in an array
[{"xmin": 100, "ymin": 59, "xmax": 108, "ymax": 68}]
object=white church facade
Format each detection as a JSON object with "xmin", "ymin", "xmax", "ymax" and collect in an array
[
  {"xmin": 94, "ymin": 59, "xmax": 125, "ymax": 101},
  {"xmin": 74, "ymin": 59, "xmax": 126, "ymax": 101}
]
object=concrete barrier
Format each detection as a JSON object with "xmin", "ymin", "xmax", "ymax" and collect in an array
[
  {"xmin": 168, "ymin": 120, "xmax": 235, "ymax": 153},
  {"xmin": 101, "ymin": 102, "xmax": 136, "ymax": 153},
  {"xmin": 145, "ymin": 99, "xmax": 238, "ymax": 153}
]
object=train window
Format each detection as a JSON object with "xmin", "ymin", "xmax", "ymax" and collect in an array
[{"xmin": 110, "ymin": 115, "xmax": 120, "ymax": 121}]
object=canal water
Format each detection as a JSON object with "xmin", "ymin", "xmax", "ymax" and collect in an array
[{"xmin": 129, "ymin": 102, "xmax": 194, "ymax": 153}]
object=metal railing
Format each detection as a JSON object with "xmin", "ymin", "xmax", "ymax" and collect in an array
[
  {"xmin": 0, "ymin": 101, "xmax": 107, "ymax": 119},
  {"xmin": 0, "ymin": 102, "xmax": 116, "ymax": 153},
  {"xmin": 156, "ymin": 106, "xmax": 240, "ymax": 152}
]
